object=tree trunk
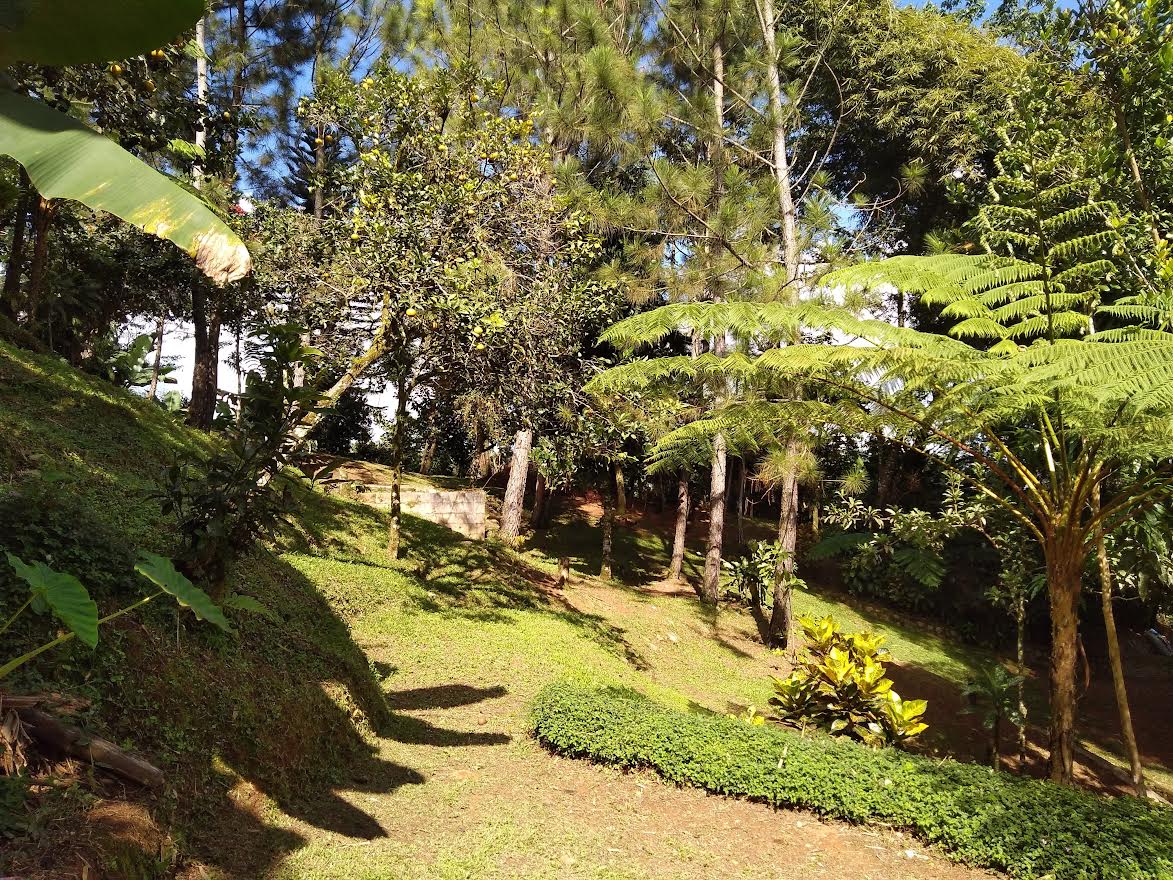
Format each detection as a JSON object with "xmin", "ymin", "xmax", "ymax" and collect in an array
[
  {"xmin": 186, "ymin": 16, "xmax": 217, "ymax": 431},
  {"xmin": 387, "ymin": 374, "xmax": 408, "ymax": 559},
  {"xmin": 538, "ymin": 488, "xmax": 558, "ymax": 529},
  {"xmin": 470, "ymin": 422, "xmax": 486, "ymax": 480},
  {"xmin": 755, "ymin": 0, "xmax": 800, "ymax": 288},
  {"xmin": 991, "ymin": 715, "xmax": 1002, "ymax": 770},
  {"xmin": 767, "ymin": 448, "xmax": 800, "ymax": 647},
  {"xmin": 282, "ymin": 309, "xmax": 397, "ymax": 452},
  {"xmin": 668, "ymin": 475, "xmax": 690, "ymax": 583},
  {"xmin": 1045, "ymin": 538, "xmax": 1082, "ymax": 785},
  {"xmin": 499, "ymin": 428, "xmax": 533, "ymax": 542},
  {"xmin": 735, "ymin": 458, "xmax": 746, "ymax": 547},
  {"xmin": 188, "ymin": 286, "xmax": 221, "ymax": 429},
  {"xmin": 419, "ymin": 416, "xmax": 438, "ymax": 475},
  {"xmin": 147, "ymin": 315, "xmax": 166, "ymax": 399},
  {"xmin": 600, "ymin": 476, "xmax": 614, "ymax": 580},
  {"xmin": 25, "ymin": 195, "xmax": 53, "ymax": 323},
  {"xmin": 18, "ymin": 707, "xmax": 164, "ymax": 789},
  {"xmin": 757, "ymin": 0, "xmax": 806, "ymax": 640},
  {"xmin": 614, "ymin": 463, "xmax": 626, "ymax": 517},
  {"xmin": 701, "ymin": 432, "xmax": 727, "ymax": 604},
  {"xmin": 234, "ymin": 325, "xmax": 244, "ymax": 422},
  {"xmin": 313, "ymin": 120, "xmax": 326, "ymax": 219},
  {"xmin": 2, "ymin": 172, "xmax": 31, "ymax": 318},
  {"xmin": 194, "ymin": 17, "xmax": 208, "ymax": 182},
  {"xmin": 531, "ymin": 473, "xmax": 547, "ymax": 528},
  {"xmin": 1015, "ymin": 589, "xmax": 1029, "ymax": 767},
  {"xmin": 1094, "ymin": 488, "xmax": 1146, "ymax": 798}
]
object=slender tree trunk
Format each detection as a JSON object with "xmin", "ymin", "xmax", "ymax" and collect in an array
[
  {"xmin": 313, "ymin": 118, "xmax": 326, "ymax": 219},
  {"xmin": 293, "ymin": 108, "xmax": 327, "ymax": 391},
  {"xmin": 188, "ymin": 287, "xmax": 221, "ymax": 429},
  {"xmin": 735, "ymin": 457, "xmax": 746, "ymax": 547},
  {"xmin": 668, "ymin": 475, "xmax": 690, "ymax": 582},
  {"xmin": 387, "ymin": 374, "xmax": 408, "ymax": 559},
  {"xmin": 470, "ymin": 422, "xmax": 486, "ymax": 480},
  {"xmin": 194, "ymin": 17, "xmax": 208, "ymax": 178},
  {"xmin": 187, "ymin": 16, "xmax": 216, "ymax": 430},
  {"xmin": 1045, "ymin": 536, "xmax": 1082, "ymax": 785},
  {"xmin": 600, "ymin": 476, "xmax": 614, "ymax": 580},
  {"xmin": 285, "ymin": 318, "xmax": 392, "ymax": 447},
  {"xmin": 419, "ymin": 415, "xmax": 438, "ymax": 475},
  {"xmin": 756, "ymin": 0, "xmax": 800, "ymax": 284},
  {"xmin": 757, "ymin": 0, "xmax": 806, "ymax": 638},
  {"xmin": 614, "ymin": 463, "xmax": 626, "ymax": 518},
  {"xmin": 767, "ymin": 448, "xmax": 800, "ymax": 647},
  {"xmin": 234, "ymin": 325, "xmax": 244, "ymax": 423},
  {"xmin": 25, "ymin": 195, "xmax": 53, "ymax": 322},
  {"xmin": 991, "ymin": 716, "xmax": 1002, "ymax": 770},
  {"xmin": 1093, "ymin": 488, "xmax": 1146, "ymax": 798},
  {"xmin": 532, "ymin": 473, "xmax": 547, "ymax": 528},
  {"xmin": 2, "ymin": 172, "xmax": 31, "ymax": 318},
  {"xmin": 499, "ymin": 428, "xmax": 533, "ymax": 542},
  {"xmin": 147, "ymin": 315, "xmax": 166, "ymax": 399},
  {"xmin": 538, "ymin": 488, "xmax": 558, "ymax": 529},
  {"xmin": 1015, "ymin": 589, "xmax": 1029, "ymax": 766},
  {"xmin": 701, "ymin": 433, "xmax": 727, "ymax": 604}
]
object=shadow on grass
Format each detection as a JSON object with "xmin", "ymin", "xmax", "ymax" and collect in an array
[
  {"xmin": 527, "ymin": 513, "xmax": 678, "ymax": 587},
  {"xmin": 384, "ymin": 513, "xmax": 651, "ymax": 671}
]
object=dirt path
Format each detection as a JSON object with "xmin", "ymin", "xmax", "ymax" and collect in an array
[{"xmin": 268, "ymin": 666, "xmax": 993, "ymax": 880}]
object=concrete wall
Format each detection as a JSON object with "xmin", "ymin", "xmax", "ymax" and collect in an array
[{"xmin": 350, "ymin": 484, "xmax": 487, "ymax": 540}]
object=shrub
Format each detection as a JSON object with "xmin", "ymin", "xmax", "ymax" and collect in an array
[
  {"xmin": 723, "ymin": 541, "xmax": 787, "ymax": 606},
  {"xmin": 532, "ymin": 682, "xmax": 1173, "ymax": 880},
  {"xmin": 770, "ymin": 614, "xmax": 927, "ymax": 746},
  {"xmin": 159, "ymin": 323, "xmax": 320, "ymax": 596}
]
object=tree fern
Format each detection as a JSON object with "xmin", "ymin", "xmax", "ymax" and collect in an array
[{"xmin": 591, "ymin": 109, "xmax": 1173, "ymax": 785}]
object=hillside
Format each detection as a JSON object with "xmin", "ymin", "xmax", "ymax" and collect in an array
[{"xmin": 0, "ymin": 342, "xmax": 1169, "ymax": 879}]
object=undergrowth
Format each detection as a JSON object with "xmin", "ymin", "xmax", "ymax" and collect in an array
[{"xmin": 532, "ymin": 682, "xmax": 1173, "ymax": 880}]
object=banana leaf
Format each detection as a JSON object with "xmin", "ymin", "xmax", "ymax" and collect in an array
[
  {"xmin": 0, "ymin": 0, "xmax": 205, "ymax": 65},
  {"xmin": 0, "ymin": 90, "xmax": 251, "ymax": 283}
]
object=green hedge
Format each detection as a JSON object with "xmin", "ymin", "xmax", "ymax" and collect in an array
[{"xmin": 532, "ymin": 682, "xmax": 1173, "ymax": 880}]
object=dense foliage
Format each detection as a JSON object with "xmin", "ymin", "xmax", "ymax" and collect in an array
[
  {"xmin": 769, "ymin": 615, "xmax": 928, "ymax": 746},
  {"xmin": 533, "ymin": 682, "xmax": 1173, "ymax": 880}
]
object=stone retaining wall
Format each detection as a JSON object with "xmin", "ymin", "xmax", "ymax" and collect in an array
[{"xmin": 353, "ymin": 484, "xmax": 487, "ymax": 540}]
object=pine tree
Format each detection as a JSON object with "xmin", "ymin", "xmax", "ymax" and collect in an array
[{"xmin": 591, "ymin": 97, "xmax": 1173, "ymax": 785}]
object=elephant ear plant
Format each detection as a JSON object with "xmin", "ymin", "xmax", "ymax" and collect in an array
[
  {"xmin": 0, "ymin": 551, "xmax": 229, "ymax": 682},
  {"xmin": 0, "ymin": 0, "xmax": 251, "ymax": 283}
]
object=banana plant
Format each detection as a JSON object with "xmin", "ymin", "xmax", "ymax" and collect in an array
[
  {"xmin": 0, "ymin": 0, "xmax": 251, "ymax": 283},
  {"xmin": 1, "ymin": 551, "xmax": 230, "ymax": 681}
]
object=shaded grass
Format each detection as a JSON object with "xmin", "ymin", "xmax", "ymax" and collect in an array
[{"xmin": 521, "ymin": 508, "xmax": 988, "ymax": 689}]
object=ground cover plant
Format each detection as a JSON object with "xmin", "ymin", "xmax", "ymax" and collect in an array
[{"xmin": 533, "ymin": 682, "xmax": 1173, "ymax": 880}]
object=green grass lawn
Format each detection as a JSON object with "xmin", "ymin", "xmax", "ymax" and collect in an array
[
  {"xmin": 1, "ymin": 339, "xmax": 1168, "ymax": 880},
  {"xmin": 522, "ymin": 508, "xmax": 990, "ymax": 688}
]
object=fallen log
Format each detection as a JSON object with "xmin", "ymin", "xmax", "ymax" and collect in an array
[{"xmin": 16, "ymin": 707, "xmax": 164, "ymax": 789}]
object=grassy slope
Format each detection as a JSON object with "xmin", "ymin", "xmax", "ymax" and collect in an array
[
  {"xmin": 0, "ymin": 342, "xmax": 400, "ymax": 877},
  {"xmin": 1, "ymin": 341, "xmax": 1163, "ymax": 879},
  {"xmin": 0, "ymin": 341, "xmax": 993, "ymax": 878}
]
